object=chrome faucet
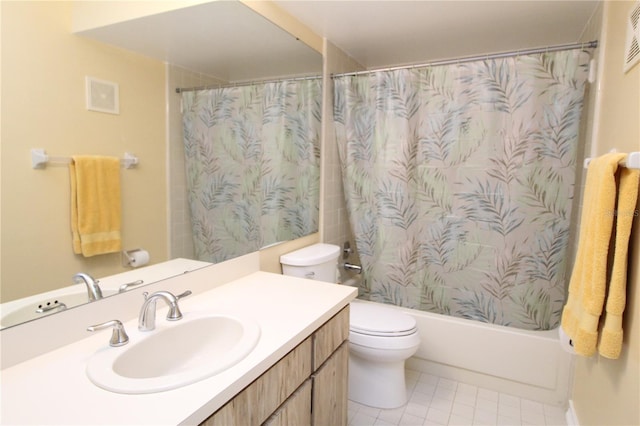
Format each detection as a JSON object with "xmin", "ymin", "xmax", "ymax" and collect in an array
[
  {"xmin": 343, "ymin": 262, "xmax": 363, "ymax": 274},
  {"xmin": 73, "ymin": 272, "xmax": 103, "ymax": 302},
  {"xmin": 138, "ymin": 290, "xmax": 191, "ymax": 331}
]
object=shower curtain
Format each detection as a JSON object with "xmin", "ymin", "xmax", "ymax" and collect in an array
[
  {"xmin": 182, "ymin": 79, "xmax": 321, "ymax": 263},
  {"xmin": 334, "ymin": 50, "xmax": 589, "ymax": 330}
]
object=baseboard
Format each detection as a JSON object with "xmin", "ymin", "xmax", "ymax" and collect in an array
[{"xmin": 566, "ymin": 400, "xmax": 579, "ymax": 426}]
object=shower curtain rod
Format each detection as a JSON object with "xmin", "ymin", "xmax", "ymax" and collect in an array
[
  {"xmin": 332, "ymin": 40, "xmax": 598, "ymax": 78},
  {"xmin": 175, "ymin": 74, "xmax": 322, "ymax": 93}
]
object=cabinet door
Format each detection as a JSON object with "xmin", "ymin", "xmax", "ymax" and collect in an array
[
  {"xmin": 313, "ymin": 306, "xmax": 349, "ymax": 369},
  {"xmin": 202, "ymin": 338, "xmax": 312, "ymax": 426},
  {"xmin": 263, "ymin": 379, "xmax": 312, "ymax": 426},
  {"xmin": 312, "ymin": 342, "xmax": 348, "ymax": 426}
]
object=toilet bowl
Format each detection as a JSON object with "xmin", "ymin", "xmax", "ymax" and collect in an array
[
  {"xmin": 348, "ymin": 299, "xmax": 420, "ymax": 408},
  {"xmin": 280, "ymin": 244, "xmax": 421, "ymax": 409}
]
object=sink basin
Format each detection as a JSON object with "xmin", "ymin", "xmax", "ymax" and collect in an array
[
  {"xmin": 1, "ymin": 290, "xmax": 117, "ymax": 328},
  {"xmin": 86, "ymin": 313, "xmax": 261, "ymax": 394}
]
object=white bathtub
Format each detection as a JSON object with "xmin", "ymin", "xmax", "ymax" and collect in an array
[{"xmin": 341, "ymin": 276, "xmax": 574, "ymax": 406}]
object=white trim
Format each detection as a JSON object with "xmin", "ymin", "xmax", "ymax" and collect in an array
[{"xmin": 566, "ymin": 400, "xmax": 580, "ymax": 426}]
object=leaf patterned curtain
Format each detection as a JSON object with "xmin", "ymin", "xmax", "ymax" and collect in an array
[
  {"xmin": 182, "ymin": 79, "xmax": 321, "ymax": 263},
  {"xmin": 334, "ymin": 51, "xmax": 589, "ymax": 330}
]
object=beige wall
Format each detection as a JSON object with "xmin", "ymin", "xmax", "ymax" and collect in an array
[
  {"xmin": 571, "ymin": 1, "xmax": 640, "ymax": 425},
  {"xmin": 1, "ymin": 2, "xmax": 168, "ymax": 302}
]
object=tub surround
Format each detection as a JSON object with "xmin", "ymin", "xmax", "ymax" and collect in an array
[{"xmin": 0, "ymin": 261, "xmax": 357, "ymax": 424}]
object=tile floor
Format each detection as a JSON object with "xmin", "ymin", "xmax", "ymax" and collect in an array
[{"xmin": 347, "ymin": 370, "xmax": 567, "ymax": 426}]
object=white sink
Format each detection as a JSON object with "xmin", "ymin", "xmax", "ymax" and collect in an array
[
  {"xmin": 1, "ymin": 290, "xmax": 117, "ymax": 328},
  {"xmin": 86, "ymin": 312, "xmax": 261, "ymax": 394}
]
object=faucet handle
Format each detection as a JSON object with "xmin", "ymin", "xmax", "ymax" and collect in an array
[
  {"xmin": 118, "ymin": 279, "xmax": 144, "ymax": 293},
  {"xmin": 87, "ymin": 320, "xmax": 129, "ymax": 347},
  {"xmin": 142, "ymin": 290, "xmax": 191, "ymax": 300},
  {"xmin": 165, "ymin": 290, "xmax": 192, "ymax": 321},
  {"xmin": 176, "ymin": 290, "xmax": 192, "ymax": 300}
]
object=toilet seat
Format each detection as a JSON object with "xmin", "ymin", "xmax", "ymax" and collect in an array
[
  {"xmin": 349, "ymin": 329, "xmax": 420, "ymax": 351},
  {"xmin": 350, "ymin": 300, "xmax": 417, "ymax": 337}
]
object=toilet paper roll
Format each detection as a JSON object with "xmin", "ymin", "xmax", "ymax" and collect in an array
[
  {"xmin": 558, "ymin": 327, "xmax": 576, "ymax": 355},
  {"xmin": 129, "ymin": 250, "xmax": 150, "ymax": 268}
]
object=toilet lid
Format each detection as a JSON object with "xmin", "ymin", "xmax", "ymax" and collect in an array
[{"xmin": 350, "ymin": 301, "xmax": 417, "ymax": 337}]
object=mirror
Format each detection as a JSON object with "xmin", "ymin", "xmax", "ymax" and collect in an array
[{"xmin": 0, "ymin": 1, "xmax": 322, "ymax": 328}]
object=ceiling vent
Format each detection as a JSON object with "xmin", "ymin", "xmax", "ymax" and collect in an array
[{"xmin": 623, "ymin": 1, "xmax": 640, "ymax": 73}]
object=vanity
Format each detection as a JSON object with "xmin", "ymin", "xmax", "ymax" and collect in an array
[{"xmin": 0, "ymin": 254, "xmax": 357, "ymax": 425}]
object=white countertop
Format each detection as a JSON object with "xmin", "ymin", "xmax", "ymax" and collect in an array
[{"xmin": 0, "ymin": 271, "xmax": 357, "ymax": 425}]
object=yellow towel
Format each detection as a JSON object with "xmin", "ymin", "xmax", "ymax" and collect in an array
[
  {"xmin": 560, "ymin": 152, "xmax": 627, "ymax": 356},
  {"xmin": 599, "ymin": 166, "xmax": 639, "ymax": 359},
  {"xmin": 70, "ymin": 156, "xmax": 122, "ymax": 257}
]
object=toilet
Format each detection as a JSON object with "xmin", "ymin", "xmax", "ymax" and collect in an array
[{"xmin": 280, "ymin": 243, "xmax": 420, "ymax": 409}]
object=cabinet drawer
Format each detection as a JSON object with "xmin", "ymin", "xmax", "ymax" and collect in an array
[
  {"xmin": 263, "ymin": 379, "xmax": 312, "ymax": 426},
  {"xmin": 202, "ymin": 338, "xmax": 312, "ymax": 426},
  {"xmin": 312, "ymin": 305, "xmax": 349, "ymax": 369}
]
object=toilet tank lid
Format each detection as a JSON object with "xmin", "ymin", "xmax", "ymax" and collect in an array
[{"xmin": 280, "ymin": 243, "xmax": 340, "ymax": 266}]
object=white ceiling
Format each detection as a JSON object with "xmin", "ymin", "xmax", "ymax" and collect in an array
[
  {"xmin": 77, "ymin": 1, "xmax": 600, "ymax": 81},
  {"xmin": 274, "ymin": 0, "xmax": 600, "ymax": 69},
  {"xmin": 75, "ymin": 1, "xmax": 322, "ymax": 82}
]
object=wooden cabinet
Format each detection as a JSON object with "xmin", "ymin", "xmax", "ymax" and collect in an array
[
  {"xmin": 264, "ymin": 380, "xmax": 312, "ymax": 426},
  {"xmin": 201, "ymin": 305, "xmax": 350, "ymax": 426},
  {"xmin": 312, "ymin": 342, "xmax": 348, "ymax": 426},
  {"xmin": 312, "ymin": 307, "xmax": 349, "ymax": 368}
]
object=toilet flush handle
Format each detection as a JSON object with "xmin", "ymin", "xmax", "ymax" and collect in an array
[{"xmin": 305, "ymin": 272, "xmax": 315, "ymax": 279}]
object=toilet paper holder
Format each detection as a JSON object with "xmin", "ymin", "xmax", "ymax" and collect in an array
[{"xmin": 122, "ymin": 249, "xmax": 149, "ymax": 268}]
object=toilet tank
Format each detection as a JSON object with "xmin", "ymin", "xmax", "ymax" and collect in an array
[{"xmin": 280, "ymin": 243, "xmax": 340, "ymax": 283}]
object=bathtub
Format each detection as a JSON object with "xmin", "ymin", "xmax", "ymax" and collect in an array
[{"xmin": 341, "ymin": 276, "xmax": 574, "ymax": 406}]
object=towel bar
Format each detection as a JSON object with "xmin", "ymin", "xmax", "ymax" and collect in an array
[
  {"xmin": 583, "ymin": 151, "xmax": 640, "ymax": 170},
  {"xmin": 30, "ymin": 149, "xmax": 139, "ymax": 169}
]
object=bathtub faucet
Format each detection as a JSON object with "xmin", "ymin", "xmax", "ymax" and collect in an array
[
  {"xmin": 73, "ymin": 272, "xmax": 103, "ymax": 302},
  {"xmin": 344, "ymin": 262, "xmax": 362, "ymax": 274}
]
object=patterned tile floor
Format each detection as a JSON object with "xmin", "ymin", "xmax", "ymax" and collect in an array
[{"xmin": 348, "ymin": 370, "xmax": 567, "ymax": 426}]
